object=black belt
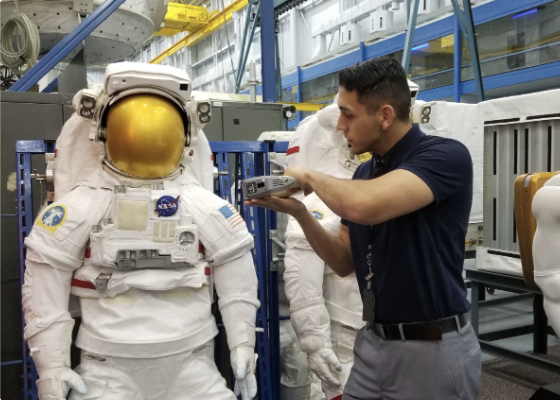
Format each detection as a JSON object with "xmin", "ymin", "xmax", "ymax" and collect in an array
[{"xmin": 368, "ymin": 313, "xmax": 469, "ymax": 341}]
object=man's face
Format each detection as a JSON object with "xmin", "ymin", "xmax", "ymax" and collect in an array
[{"xmin": 336, "ymin": 87, "xmax": 382, "ymax": 155}]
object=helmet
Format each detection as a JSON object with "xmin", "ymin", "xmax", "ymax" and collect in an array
[
  {"xmin": 74, "ymin": 62, "xmax": 213, "ymax": 180},
  {"xmin": 104, "ymin": 94, "xmax": 186, "ymax": 178}
]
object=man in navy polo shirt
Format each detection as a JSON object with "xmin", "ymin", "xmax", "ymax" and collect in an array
[{"xmin": 248, "ymin": 58, "xmax": 480, "ymax": 400}]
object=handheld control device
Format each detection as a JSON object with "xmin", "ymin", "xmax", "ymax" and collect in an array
[{"xmin": 241, "ymin": 176, "xmax": 300, "ymax": 199}]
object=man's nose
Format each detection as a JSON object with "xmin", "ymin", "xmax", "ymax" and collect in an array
[{"xmin": 336, "ymin": 116, "xmax": 346, "ymax": 132}]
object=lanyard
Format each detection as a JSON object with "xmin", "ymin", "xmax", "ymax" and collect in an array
[{"xmin": 365, "ymin": 158, "xmax": 376, "ymax": 290}]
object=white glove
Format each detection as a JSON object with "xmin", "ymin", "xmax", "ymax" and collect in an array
[
  {"xmin": 307, "ymin": 347, "xmax": 343, "ymax": 388},
  {"xmin": 230, "ymin": 345, "xmax": 258, "ymax": 400},
  {"xmin": 35, "ymin": 367, "xmax": 87, "ymax": 400},
  {"xmin": 27, "ymin": 320, "xmax": 87, "ymax": 400}
]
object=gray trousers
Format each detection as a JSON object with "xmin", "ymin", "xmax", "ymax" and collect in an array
[{"xmin": 342, "ymin": 321, "xmax": 481, "ymax": 400}]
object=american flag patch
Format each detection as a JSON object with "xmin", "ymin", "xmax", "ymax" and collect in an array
[{"xmin": 219, "ymin": 204, "xmax": 244, "ymax": 228}]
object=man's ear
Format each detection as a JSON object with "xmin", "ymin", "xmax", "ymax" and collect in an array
[{"xmin": 378, "ymin": 104, "xmax": 395, "ymax": 130}]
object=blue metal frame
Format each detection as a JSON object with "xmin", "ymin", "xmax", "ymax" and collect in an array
[
  {"xmin": 9, "ymin": 0, "xmax": 126, "ymax": 92},
  {"xmin": 260, "ymin": 0, "xmax": 277, "ymax": 102},
  {"xmin": 211, "ymin": 140, "xmax": 288, "ymax": 400},
  {"xmin": 453, "ymin": 18, "xmax": 461, "ymax": 102},
  {"xmin": 16, "ymin": 140, "xmax": 55, "ymax": 400}
]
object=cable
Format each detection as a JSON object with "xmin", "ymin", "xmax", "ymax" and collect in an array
[{"xmin": 0, "ymin": 0, "xmax": 40, "ymax": 75}]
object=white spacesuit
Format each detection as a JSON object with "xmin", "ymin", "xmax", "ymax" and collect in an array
[
  {"xmin": 532, "ymin": 174, "xmax": 560, "ymax": 336},
  {"xmin": 21, "ymin": 62, "xmax": 259, "ymax": 400},
  {"xmin": 283, "ymin": 103, "xmax": 365, "ymax": 400}
]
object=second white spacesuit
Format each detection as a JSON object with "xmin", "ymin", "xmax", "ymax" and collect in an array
[
  {"xmin": 532, "ymin": 174, "xmax": 560, "ymax": 336},
  {"xmin": 283, "ymin": 103, "xmax": 365, "ymax": 400},
  {"xmin": 22, "ymin": 62, "xmax": 259, "ymax": 400}
]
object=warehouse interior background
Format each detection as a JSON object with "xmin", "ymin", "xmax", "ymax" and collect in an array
[{"xmin": 1, "ymin": 0, "xmax": 560, "ymax": 398}]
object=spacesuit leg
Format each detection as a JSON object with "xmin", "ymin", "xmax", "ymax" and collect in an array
[
  {"xmin": 69, "ymin": 340, "xmax": 235, "ymax": 400},
  {"xmin": 166, "ymin": 340, "xmax": 237, "ymax": 400},
  {"xmin": 327, "ymin": 321, "xmax": 357, "ymax": 397}
]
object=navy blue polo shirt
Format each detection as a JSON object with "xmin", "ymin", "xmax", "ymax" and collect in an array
[{"xmin": 341, "ymin": 123, "xmax": 472, "ymax": 324}]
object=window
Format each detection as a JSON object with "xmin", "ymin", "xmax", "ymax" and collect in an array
[
  {"xmin": 461, "ymin": 1, "xmax": 560, "ymax": 81},
  {"xmin": 301, "ymin": 72, "xmax": 339, "ymax": 103}
]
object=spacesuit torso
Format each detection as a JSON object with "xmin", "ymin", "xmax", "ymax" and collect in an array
[{"xmin": 65, "ymin": 168, "xmax": 246, "ymax": 357}]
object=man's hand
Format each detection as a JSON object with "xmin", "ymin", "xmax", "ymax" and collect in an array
[
  {"xmin": 245, "ymin": 195, "xmax": 307, "ymax": 218},
  {"xmin": 307, "ymin": 348, "xmax": 343, "ymax": 388},
  {"xmin": 284, "ymin": 167, "xmax": 314, "ymax": 196}
]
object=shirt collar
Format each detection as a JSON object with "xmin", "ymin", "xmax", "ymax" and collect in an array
[{"xmin": 374, "ymin": 123, "xmax": 424, "ymax": 170}]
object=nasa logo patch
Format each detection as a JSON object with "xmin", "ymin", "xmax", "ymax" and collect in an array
[
  {"xmin": 310, "ymin": 210, "xmax": 325, "ymax": 220},
  {"xmin": 37, "ymin": 205, "xmax": 67, "ymax": 233},
  {"xmin": 155, "ymin": 195, "xmax": 180, "ymax": 217}
]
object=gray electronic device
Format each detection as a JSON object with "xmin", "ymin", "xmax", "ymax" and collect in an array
[{"xmin": 241, "ymin": 176, "xmax": 299, "ymax": 199}]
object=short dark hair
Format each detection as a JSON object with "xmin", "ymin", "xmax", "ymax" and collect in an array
[{"xmin": 339, "ymin": 58, "xmax": 411, "ymax": 121}]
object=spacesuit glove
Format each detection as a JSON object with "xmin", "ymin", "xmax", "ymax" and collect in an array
[
  {"xmin": 36, "ymin": 367, "xmax": 87, "ymax": 400},
  {"xmin": 307, "ymin": 347, "xmax": 343, "ymax": 388},
  {"xmin": 231, "ymin": 345, "xmax": 258, "ymax": 400}
]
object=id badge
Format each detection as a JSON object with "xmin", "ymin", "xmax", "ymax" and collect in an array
[{"xmin": 362, "ymin": 287, "xmax": 375, "ymax": 323}]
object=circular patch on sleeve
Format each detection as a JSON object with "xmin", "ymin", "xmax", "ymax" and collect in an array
[
  {"xmin": 155, "ymin": 195, "xmax": 180, "ymax": 217},
  {"xmin": 37, "ymin": 205, "xmax": 67, "ymax": 233},
  {"xmin": 310, "ymin": 210, "xmax": 325, "ymax": 220}
]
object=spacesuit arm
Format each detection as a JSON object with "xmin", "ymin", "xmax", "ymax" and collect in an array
[
  {"xmin": 22, "ymin": 253, "xmax": 87, "ymax": 399},
  {"xmin": 284, "ymin": 236, "xmax": 343, "ymax": 387},
  {"xmin": 284, "ymin": 237, "xmax": 332, "ymax": 354},
  {"xmin": 213, "ymin": 252, "xmax": 260, "ymax": 349},
  {"xmin": 21, "ymin": 187, "xmax": 111, "ymax": 399},
  {"xmin": 180, "ymin": 180, "xmax": 259, "ymax": 349}
]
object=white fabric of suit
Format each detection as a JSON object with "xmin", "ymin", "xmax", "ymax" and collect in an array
[
  {"xmin": 22, "ymin": 85, "xmax": 259, "ymax": 399},
  {"xmin": 283, "ymin": 104, "xmax": 364, "ymax": 399},
  {"xmin": 533, "ymin": 174, "xmax": 560, "ymax": 337}
]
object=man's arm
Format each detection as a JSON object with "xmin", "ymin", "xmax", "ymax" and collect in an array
[
  {"xmin": 245, "ymin": 197, "xmax": 354, "ymax": 277},
  {"xmin": 286, "ymin": 167, "xmax": 434, "ymax": 225},
  {"xmin": 295, "ymin": 211, "xmax": 354, "ymax": 277}
]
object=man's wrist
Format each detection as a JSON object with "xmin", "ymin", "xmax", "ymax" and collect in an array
[{"xmin": 292, "ymin": 206, "xmax": 310, "ymax": 221}]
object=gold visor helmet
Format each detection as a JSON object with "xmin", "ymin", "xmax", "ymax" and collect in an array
[{"xmin": 104, "ymin": 93, "xmax": 187, "ymax": 179}]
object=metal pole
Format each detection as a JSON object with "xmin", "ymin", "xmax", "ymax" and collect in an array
[
  {"xmin": 249, "ymin": 61, "xmax": 257, "ymax": 102},
  {"xmin": 9, "ymin": 0, "xmax": 126, "ymax": 92},
  {"xmin": 235, "ymin": 1, "xmax": 255, "ymax": 86},
  {"xmin": 453, "ymin": 18, "xmax": 461, "ymax": 102},
  {"xmin": 235, "ymin": 1, "xmax": 261, "ymax": 93},
  {"xmin": 461, "ymin": 0, "xmax": 485, "ymax": 102},
  {"xmin": 41, "ymin": 77, "xmax": 58, "ymax": 93},
  {"xmin": 401, "ymin": 0, "xmax": 420, "ymax": 75},
  {"xmin": 260, "ymin": 0, "xmax": 276, "ymax": 102}
]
